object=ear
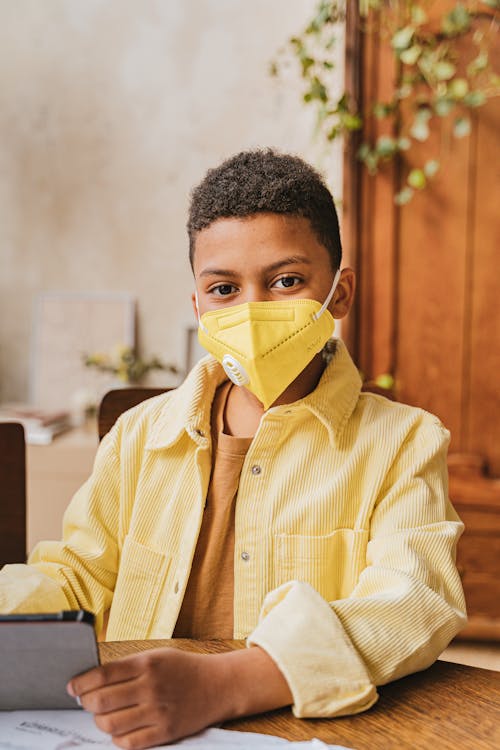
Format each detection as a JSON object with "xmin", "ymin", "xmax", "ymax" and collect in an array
[
  {"xmin": 330, "ymin": 267, "xmax": 356, "ymax": 319},
  {"xmin": 191, "ymin": 292, "xmax": 199, "ymax": 322}
]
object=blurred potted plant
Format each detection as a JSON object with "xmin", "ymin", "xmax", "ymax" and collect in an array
[{"xmin": 83, "ymin": 345, "xmax": 180, "ymax": 385}]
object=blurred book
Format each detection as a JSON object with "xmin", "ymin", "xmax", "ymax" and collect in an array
[{"xmin": 0, "ymin": 405, "xmax": 71, "ymax": 445}]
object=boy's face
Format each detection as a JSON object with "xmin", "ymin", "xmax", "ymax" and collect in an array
[{"xmin": 192, "ymin": 212, "xmax": 354, "ymax": 319}]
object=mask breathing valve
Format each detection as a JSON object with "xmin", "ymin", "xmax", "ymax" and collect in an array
[{"xmin": 222, "ymin": 354, "xmax": 250, "ymax": 386}]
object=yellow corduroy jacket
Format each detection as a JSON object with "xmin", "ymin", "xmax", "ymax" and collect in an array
[{"xmin": 0, "ymin": 340, "xmax": 466, "ymax": 718}]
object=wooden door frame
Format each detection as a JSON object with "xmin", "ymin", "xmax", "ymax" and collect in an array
[{"xmin": 342, "ymin": 2, "xmax": 400, "ymax": 382}]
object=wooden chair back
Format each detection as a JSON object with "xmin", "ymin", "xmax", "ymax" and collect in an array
[
  {"xmin": 0, "ymin": 423, "xmax": 27, "ymax": 566},
  {"xmin": 98, "ymin": 388, "xmax": 170, "ymax": 441}
]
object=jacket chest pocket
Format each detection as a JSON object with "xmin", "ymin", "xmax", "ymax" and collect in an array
[
  {"xmin": 107, "ymin": 535, "xmax": 171, "ymax": 641},
  {"xmin": 273, "ymin": 528, "xmax": 369, "ymax": 602}
]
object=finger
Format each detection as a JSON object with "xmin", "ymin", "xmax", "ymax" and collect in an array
[
  {"xmin": 110, "ymin": 722, "xmax": 173, "ymax": 750},
  {"xmin": 68, "ymin": 656, "xmax": 143, "ymax": 698},
  {"xmin": 79, "ymin": 679, "xmax": 140, "ymax": 715},
  {"xmin": 94, "ymin": 703, "xmax": 154, "ymax": 740}
]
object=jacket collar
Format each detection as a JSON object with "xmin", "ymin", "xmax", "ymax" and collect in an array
[
  {"xmin": 146, "ymin": 339, "xmax": 361, "ymax": 450},
  {"xmin": 145, "ymin": 354, "xmax": 226, "ymax": 450},
  {"xmin": 296, "ymin": 339, "xmax": 362, "ymax": 445}
]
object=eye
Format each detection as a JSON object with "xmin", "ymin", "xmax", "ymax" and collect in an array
[
  {"xmin": 210, "ymin": 283, "xmax": 238, "ymax": 297},
  {"xmin": 273, "ymin": 275, "xmax": 302, "ymax": 289}
]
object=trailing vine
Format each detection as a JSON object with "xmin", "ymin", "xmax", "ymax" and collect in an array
[{"xmin": 272, "ymin": 1, "xmax": 499, "ymax": 203}]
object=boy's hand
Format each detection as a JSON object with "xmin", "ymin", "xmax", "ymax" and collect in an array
[{"xmin": 67, "ymin": 645, "xmax": 292, "ymax": 749}]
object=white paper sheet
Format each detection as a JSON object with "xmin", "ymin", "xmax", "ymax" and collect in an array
[{"xmin": 0, "ymin": 711, "xmax": 354, "ymax": 750}]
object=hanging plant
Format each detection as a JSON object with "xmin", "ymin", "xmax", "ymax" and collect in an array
[{"xmin": 272, "ymin": 0, "xmax": 499, "ymax": 203}]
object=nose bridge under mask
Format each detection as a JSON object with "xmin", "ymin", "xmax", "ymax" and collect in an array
[{"xmin": 216, "ymin": 305, "xmax": 295, "ymax": 330}]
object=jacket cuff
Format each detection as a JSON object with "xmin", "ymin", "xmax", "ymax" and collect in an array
[
  {"xmin": 0, "ymin": 563, "xmax": 69, "ymax": 614},
  {"xmin": 247, "ymin": 580, "xmax": 377, "ymax": 718}
]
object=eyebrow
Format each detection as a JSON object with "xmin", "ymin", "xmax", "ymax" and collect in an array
[{"xmin": 199, "ymin": 255, "xmax": 312, "ymax": 278}]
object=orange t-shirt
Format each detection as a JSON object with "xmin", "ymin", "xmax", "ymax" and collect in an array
[{"xmin": 173, "ymin": 381, "xmax": 252, "ymax": 638}]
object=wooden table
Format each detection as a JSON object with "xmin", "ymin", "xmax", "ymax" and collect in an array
[{"xmin": 100, "ymin": 639, "xmax": 500, "ymax": 750}]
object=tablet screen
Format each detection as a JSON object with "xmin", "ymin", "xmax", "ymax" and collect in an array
[{"xmin": 0, "ymin": 611, "xmax": 100, "ymax": 710}]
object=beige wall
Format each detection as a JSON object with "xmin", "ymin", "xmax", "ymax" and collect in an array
[{"xmin": 0, "ymin": 0, "xmax": 344, "ymax": 403}]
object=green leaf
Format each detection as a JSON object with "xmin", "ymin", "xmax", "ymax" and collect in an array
[
  {"xmin": 411, "ymin": 6, "xmax": 427, "ymax": 26},
  {"xmin": 482, "ymin": 0, "xmax": 499, "ymax": 8},
  {"xmin": 410, "ymin": 109, "xmax": 432, "ymax": 141},
  {"xmin": 408, "ymin": 168, "xmax": 426, "ymax": 189},
  {"xmin": 467, "ymin": 51, "xmax": 488, "ymax": 77},
  {"xmin": 453, "ymin": 116, "xmax": 471, "ymax": 138},
  {"xmin": 416, "ymin": 108, "xmax": 432, "ymax": 122},
  {"xmin": 463, "ymin": 90, "xmax": 486, "ymax": 108},
  {"xmin": 376, "ymin": 136, "xmax": 397, "ymax": 156},
  {"xmin": 400, "ymin": 45, "xmax": 422, "ymax": 66},
  {"xmin": 325, "ymin": 34, "xmax": 337, "ymax": 51},
  {"xmin": 327, "ymin": 126, "xmax": 340, "ymax": 141},
  {"xmin": 418, "ymin": 53, "xmax": 433, "ymax": 78},
  {"xmin": 396, "ymin": 83, "xmax": 413, "ymax": 100},
  {"xmin": 341, "ymin": 112, "xmax": 363, "ymax": 130},
  {"xmin": 442, "ymin": 5, "xmax": 471, "ymax": 36},
  {"xmin": 434, "ymin": 61, "xmax": 456, "ymax": 81},
  {"xmin": 473, "ymin": 30, "xmax": 485, "ymax": 45},
  {"xmin": 305, "ymin": 76, "xmax": 328, "ymax": 103},
  {"xmin": 434, "ymin": 97, "xmax": 454, "ymax": 116},
  {"xmin": 360, "ymin": 0, "xmax": 382, "ymax": 16},
  {"xmin": 316, "ymin": 102, "xmax": 329, "ymax": 124},
  {"xmin": 357, "ymin": 143, "xmax": 371, "ymax": 160},
  {"xmin": 491, "ymin": 74, "xmax": 500, "ymax": 90},
  {"xmin": 357, "ymin": 144, "xmax": 379, "ymax": 174},
  {"xmin": 306, "ymin": 0, "xmax": 335, "ymax": 34},
  {"xmin": 424, "ymin": 160, "xmax": 440, "ymax": 178},
  {"xmin": 333, "ymin": 93, "xmax": 348, "ymax": 112},
  {"xmin": 301, "ymin": 56, "xmax": 315, "ymax": 75},
  {"xmin": 449, "ymin": 78, "xmax": 469, "ymax": 99},
  {"xmin": 373, "ymin": 102, "xmax": 393, "ymax": 119},
  {"xmin": 365, "ymin": 154, "xmax": 379, "ymax": 174},
  {"xmin": 395, "ymin": 187, "xmax": 414, "ymax": 205},
  {"xmin": 397, "ymin": 137, "xmax": 411, "ymax": 151},
  {"xmin": 374, "ymin": 373, "xmax": 395, "ymax": 390},
  {"xmin": 410, "ymin": 121, "xmax": 429, "ymax": 141},
  {"xmin": 391, "ymin": 26, "xmax": 415, "ymax": 52}
]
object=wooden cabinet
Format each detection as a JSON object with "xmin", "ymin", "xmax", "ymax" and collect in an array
[
  {"xmin": 448, "ymin": 455, "xmax": 500, "ymax": 640},
  {"xmin": 26, "ymin": 425, "xmax": 98, "ymax": 553},
  {"xmin": 343, "ymin": 3, "xmax": 500, "ymax": 637}
]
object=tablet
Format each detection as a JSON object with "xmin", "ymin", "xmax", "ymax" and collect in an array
[{"xmin": 0, "ymin": 610, "xmax": 100, "ymax": 710}]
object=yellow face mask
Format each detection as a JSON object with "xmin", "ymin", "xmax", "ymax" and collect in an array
[{"xmin": 197, "ymin": 269, "xmax": 341, "ymax": 409}]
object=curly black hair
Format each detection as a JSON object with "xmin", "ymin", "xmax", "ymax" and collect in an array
[{"xmin": 187, "ymin": 149, "xmax": 342, "ymax": 270}]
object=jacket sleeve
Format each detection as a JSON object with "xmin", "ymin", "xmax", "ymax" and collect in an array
[
  {"xmin": 0, "ymin": 427, "xmax": 121, "ymax": 636},
  {"xmin": 247, "ymin": 417, "xmax": 467, "ymax": 718}
]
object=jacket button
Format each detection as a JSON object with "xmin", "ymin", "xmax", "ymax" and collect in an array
[
  {"xmin": 241, "ymin": 551, "xmax": 250, "ymax": 561},
  {"xmin": 251, "ymin": 465, "xmax": 262, "ymax": 475}
]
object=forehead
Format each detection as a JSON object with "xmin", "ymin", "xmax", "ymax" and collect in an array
[{"xmin": 192, "ymin": 213, "xmax": 331, "ymax": 274}]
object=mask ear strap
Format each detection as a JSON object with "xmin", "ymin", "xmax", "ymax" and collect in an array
[
  {"xmin": 195, "ymin": 291, "xmax": 209, "ymax": 333},
  {"xmin": 312, "ymin": 268, "xmax": 341, "ymax": 321}
]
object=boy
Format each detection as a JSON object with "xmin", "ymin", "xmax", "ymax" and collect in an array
[{"xmin": 0, "ymin": 150, "xmax": 466, "ymax": 749}]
